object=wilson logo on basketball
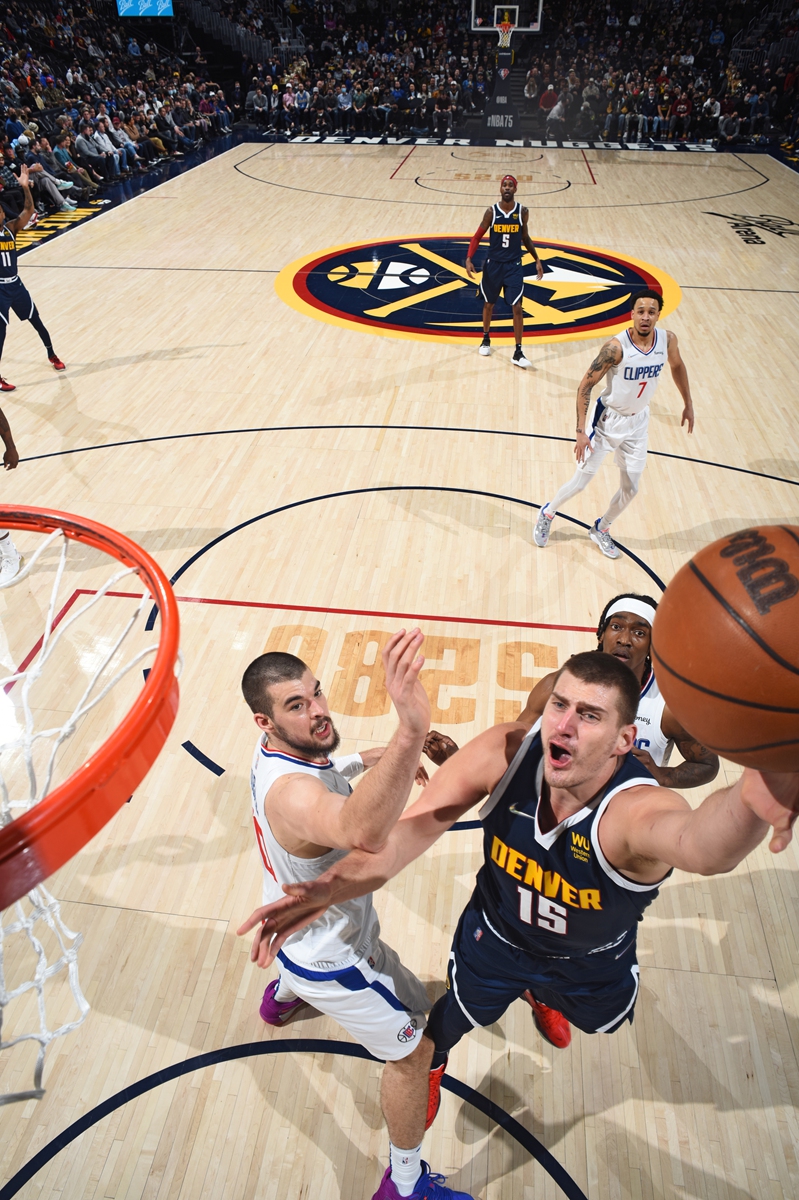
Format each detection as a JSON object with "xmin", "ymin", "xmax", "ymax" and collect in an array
[
  {"xmin": 720, "ymin": 529, "xmax": 799, "ymax": 615},
  {"xmin": 275, "ymin": 237, "xmax": 681, "ymax": 344}
]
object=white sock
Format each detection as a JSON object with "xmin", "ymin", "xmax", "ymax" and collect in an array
[
  {"xmin": 389, "ymin": 1141, "xmax": 422, "ymax": 1197},
  {"xmin": 273, "ymin": 975, "xmax": 298, "ymax": 1002},
  {"xmin": 598, "ymin": 518, "xmax": 611, "ymax": 534}
]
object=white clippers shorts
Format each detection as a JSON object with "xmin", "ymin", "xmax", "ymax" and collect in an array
[
  {"xmin": 582, "ymin": 403, "xmax": 649, "ymax": 478},
  {"xmin": 276, "ymin": 937, "xmax": 430, "ymax": 1062}
]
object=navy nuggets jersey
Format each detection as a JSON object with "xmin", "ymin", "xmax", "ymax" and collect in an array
[
  {"xmin": 0, "ymin": 224, "xmax": 18, "ymax": 282},
  {"xmin": 475, "ymin": 722, "xmax": 668, "ymax": 957},
  {"xmin": 487, "ymin": 201, "xmax": 523, "ymax": 264}
]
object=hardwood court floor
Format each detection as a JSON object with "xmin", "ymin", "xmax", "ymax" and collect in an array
[{"xmin": 0, "ymin": 144, "xmax": 798, "ymax": 1200}]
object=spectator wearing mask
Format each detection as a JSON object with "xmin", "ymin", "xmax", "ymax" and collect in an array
[
  {"xmin": 638, "ymin": 86, "xmax": 659, "ymax": 139},
  {"xmin": 336, "ymin": 82, "xmax": 352, "ymax": 132}
]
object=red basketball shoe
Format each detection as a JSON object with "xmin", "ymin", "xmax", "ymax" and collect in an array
[
  {"xmin": 0, "ymin": 376, "xmax": 15, "ymax": 391},
  {"xmin": 425, "ymin": 1057, "xmax": 448, "ymax": 1130},
  {"xmin": 49, "ymin": 354, "xmax": 66, "ymax": 371},
  {"xmin": 523, "ymin": 991, "xmax": 571, "ymax": 1048}
]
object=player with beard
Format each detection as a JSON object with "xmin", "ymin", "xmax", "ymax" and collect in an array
[
  {"xmin": 241, "ymin": 632, "xmax": 476, "ymax": 1200},
  {"xmin": 240, "ymin": 652, "xmax": 799, "ymax": 1151}
]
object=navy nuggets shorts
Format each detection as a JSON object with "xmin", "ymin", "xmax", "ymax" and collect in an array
[
  {"xmin": 426, "ymin": 898, "xmax": 642, "ymax": 1056},
  {"xmin": 480, "ymin": 259, "xmax": 525, "ymax": 307},
  {"xmin": 0, "ymin": 279, "xmax": 34, "ymax": 323}
]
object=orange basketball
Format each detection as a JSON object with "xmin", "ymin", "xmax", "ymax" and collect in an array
[{"xmin": 651, "ymin": 525, "xmax": 799, "ymax": 771}]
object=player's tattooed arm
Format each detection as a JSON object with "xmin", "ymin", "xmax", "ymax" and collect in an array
[
  {"xmin": 521, "ymin": 207, "xmax": 544, "ymax": 279},
  {"xmin": 0, "ymin": 405, "xmax": 18, "ymax": 469},
  {"xmin": 574, "ymin": 339, "xmax": 621, "ymax": 462},
  {"xmin": 632, "ymin": 707, "xmax": 719, "ymax": 788},
  {"xmin": 666, "ymin": 329, "xmax": 695, "ymax": 433}
]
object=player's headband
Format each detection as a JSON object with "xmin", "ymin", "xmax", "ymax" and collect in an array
[
  {"xmin": 604, "ymin": 598, "xmax": 658, "ymax": 627},
  {"xmin": 501, "ymin": 174, "xmax": 517, "ymax": 186}
]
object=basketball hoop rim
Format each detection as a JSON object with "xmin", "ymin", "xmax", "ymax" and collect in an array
[{"xmin": 0, "ymin": 506, "xmax": 180, "ymax": 910}]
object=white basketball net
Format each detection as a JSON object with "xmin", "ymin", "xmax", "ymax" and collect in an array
[
  {"xmin": 497, "ymin": 21, "xmax": 514, "ymax": 47},
  {"xmin": 0, "ymin": 527, "xmax": 162, "ymax": 1105}
]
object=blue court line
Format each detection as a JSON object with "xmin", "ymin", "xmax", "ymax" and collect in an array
[
  {"xmin": 142, "ymin": 484, "xmax": 666, "ymax": 632},
  {"xmin": 0, "ymin": 1039, "xmax": 588, "ymax": 1200},
  {"xmin": 19, "ymin": 424, "xmax": 799, "ymax": 489},
  {"xmin": 181, "ymin": 741, "xmax": 225, "ymax": 776},
  {"xmin": 451, "ymin": 820, "xmax": 482, "ymax": 831}
]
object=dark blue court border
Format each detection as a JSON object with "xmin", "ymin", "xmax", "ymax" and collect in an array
[{"xmin": 0, "ymin": 1038, "xmax": 588, "ymax": 1200}]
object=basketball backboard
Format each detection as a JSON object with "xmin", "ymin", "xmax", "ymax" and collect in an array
[{"xmin": 471, "ymin": 0, "xmax": 542, "ymax": 34}]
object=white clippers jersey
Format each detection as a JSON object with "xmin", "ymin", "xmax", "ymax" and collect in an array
[
  {"xmin": 250, "ymin": 738, "xmax": 380, "ymax": 970},
  {"xmin": 598, "ymin": 328, "xmax": 668, "ymax": 417},
  {"xmin": 633, "ymin": 671, "xmax": 672, "ymax": 767}
]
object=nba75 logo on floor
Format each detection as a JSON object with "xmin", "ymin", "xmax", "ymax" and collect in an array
[{"xmin": 276, "ymin": 237, "xmax": 680, "ymax": 344}]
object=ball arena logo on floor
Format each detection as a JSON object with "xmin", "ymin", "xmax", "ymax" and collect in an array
[{"xmin": 275, "ymin": 237, "xmax": 680, "ymax": 344}]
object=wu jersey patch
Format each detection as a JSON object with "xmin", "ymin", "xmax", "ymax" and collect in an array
[{"xmin": 275, "ymin": 236, "xmax": 680, "ymax": 344}]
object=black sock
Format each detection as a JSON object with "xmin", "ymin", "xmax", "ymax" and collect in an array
[
  {"xmin": 29, "ymin": 306, "xmax": 53, "ymax": 356},
  {"xmin": 515, "ymin": 343, "xmax": 522, "ymax": 352}
]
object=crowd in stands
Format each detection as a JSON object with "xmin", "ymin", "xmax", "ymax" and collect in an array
[
  {"xmin": 0, "ymin": 2, "xmax": 237, "ymax": 225},
  {"xmin": 0, "ymin": 0, "xmax": 796, "ymax": 230},
  {"xmin": 235, "ymin": 0, "xmax": 799, "ymax": 144}
]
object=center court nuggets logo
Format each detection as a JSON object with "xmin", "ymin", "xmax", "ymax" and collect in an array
[{"xmin": 275, "ymin": 237, "xmax": 680, "ymax": 344}]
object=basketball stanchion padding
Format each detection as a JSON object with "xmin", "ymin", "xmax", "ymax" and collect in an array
[
  {"xmin": 0, "ymin": 506, "xmax": 180, "ymax": 909},
  {"xmin": 651, "ymin": 525, "xmax": 799, "ymax": 770}
]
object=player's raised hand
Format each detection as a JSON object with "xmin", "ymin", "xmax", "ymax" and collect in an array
[
  {"xmin": 740, "ymin": 768, "xmax": 799, "ymax": 853},
  {"xmin": 237, "ymin": 881, "xmax": 334, "ymax": 968},
  {"xmin": 382, "ymin": 628, "xmax": 429, "ymax": 738},
  {"xmin": 18, "ymin": 163, "xmax": 29, "ymax": 187},
  {"xmin": 424, "ymin": 730, "xmax": 459, "ymax": 765}
]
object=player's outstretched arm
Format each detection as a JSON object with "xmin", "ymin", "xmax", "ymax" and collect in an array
[
  {"xmin": 631, "ymin": 708, "xmax": 719, "ymax": 789},
  {"xmin": 521, "ymin": 207, "xmax": 544, "ymax": 279},
  {"xmin": 574, "ymin": 339, "xmax": 622, "ymax": 462},
  {"xmin": 8, "ymin": 164, "xmax": 33, "ymax": 236},
  {"xmin": 328, "ymin": 627, "xmax": 429, "ymax": 851},
  {"xmin": 466, "ymin": 206, "xmax": 492, "ymax": 280},
  {"xmin": 601, "ymin": 768, "xmax": 799, "ymax": 883},
  {"xmin": 666, "ymin": 329, "xmax": 694, "ymax": 433},
  {"xmin": 239, "ymin": 722, "xmax": 528, "ymax": 967},
  {"xmin": 268, "ymin": 629, "xmax": 429, "ymax": 856}
]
